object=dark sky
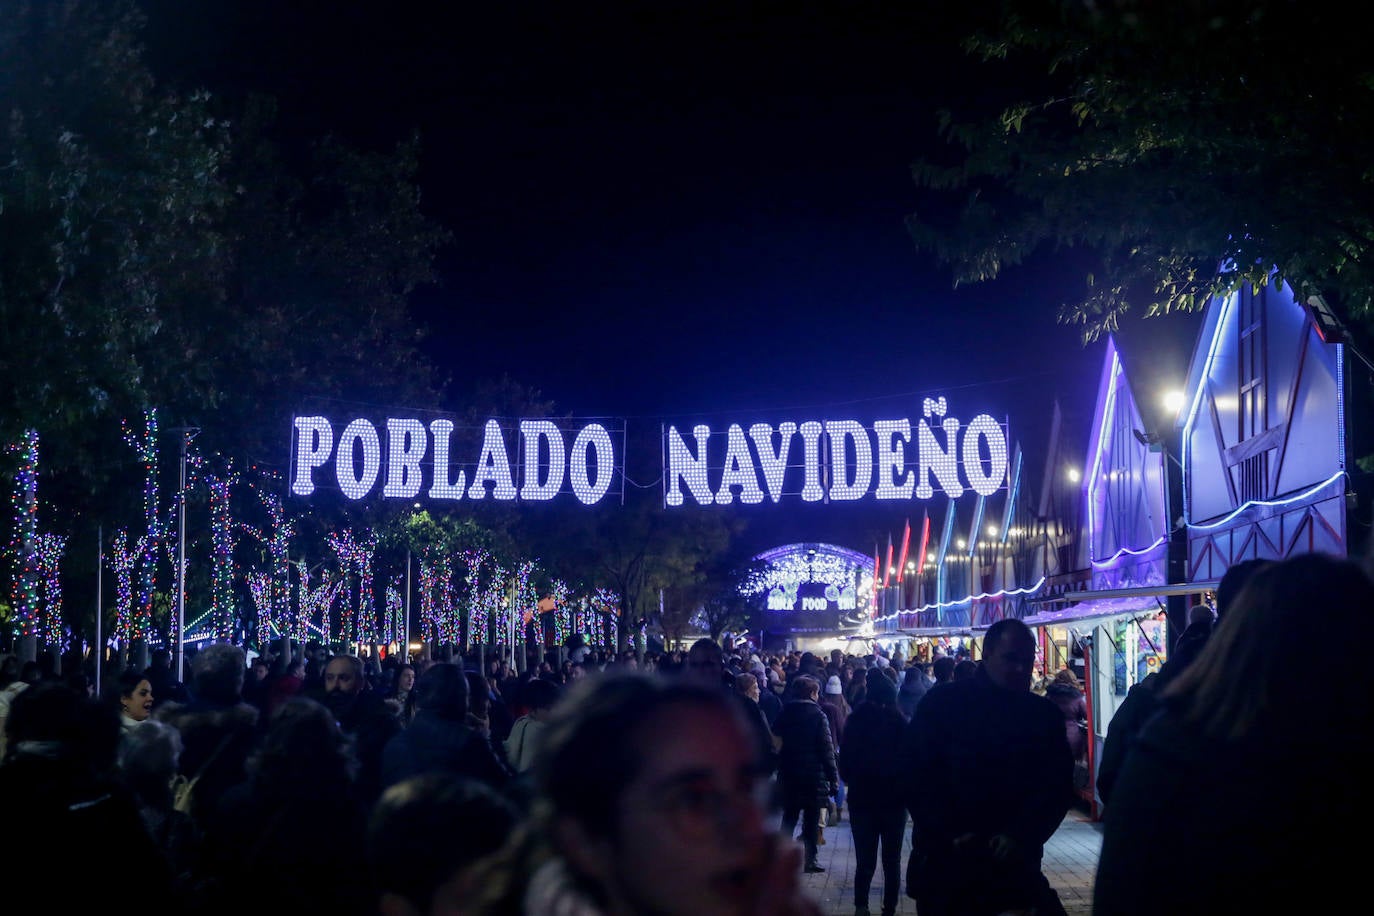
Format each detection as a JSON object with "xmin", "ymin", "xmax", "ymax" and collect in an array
[{"xmin": 140, "ymin": 1, "xmax": 1201, "ymax": 547}]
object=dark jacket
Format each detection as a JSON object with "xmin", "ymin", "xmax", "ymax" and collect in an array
[
  {"xmin": 838, "ymin": 699, "xmax": 908, "ymax": 811},
  {"xmin": 818, "ymin": 694, "xmax": 850, "ymax": 752},
  {"xmin": 319, "ymin": 688, "xmax": 402, "ymax": 804},
  {"xmin": 381, "ymin": 709, "xmax": 511, "ymax": 792},
  {"xmin": 1095, "ymin": 704, "xmax": 1361, "ymax": 915},
  {"xmin": 896, "ymin": 670, "xmax": 930, "ymax": 720},
  {"xmin": 758, "ymin": 688, "xmax": 783, "ymax": 727},
  {"xmin": 1095, "ymin": 673, "xmax": 1160, "ymax": 807},
  {"xmin": 772, "ymin": 698, "xmax": 838, "ymax": 808},
  {"xmin": 899, "ymin": 669, "xmax": 1072, "ymax": 854},
  {"xmin": 155, "ymin": 699, "xmax": 259, "ymax": 828}
]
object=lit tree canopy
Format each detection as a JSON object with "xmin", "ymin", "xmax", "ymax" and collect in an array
[{"xmin": 908, "ymin": 1, "xmax": 1374, "ymax": 347}]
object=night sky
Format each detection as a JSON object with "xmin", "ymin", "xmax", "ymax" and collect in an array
[{"xmin": 139, "ymin": 1, "xmax": 1202, "ymax": 546}]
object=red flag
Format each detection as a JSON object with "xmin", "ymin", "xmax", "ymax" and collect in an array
[
  {"xmin": 916, "ymin": 513, "xmax": 932, "ymax": 574},
  {"xmin": 896, "ymin": 518, "xmax": 912, "ymax": 581},
  {"xmin": 883, "ymin": 533, "xmax": 894, "ymax": 587},
  {"xmin": 873, "ymin": 543, "xmax": 881, "ymax": 611}
]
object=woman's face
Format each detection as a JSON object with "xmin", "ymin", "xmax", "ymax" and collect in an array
[
  {"xmin": 123, "ymin": 679, "xmax": 154, "ymax": 721},
  {"xmin": 587, "ymin": 702, "xmax": 771, "ymax": 915},
  {"xmin": 397, "ymin": 667, "xmax": 415, "ymax": 692}
]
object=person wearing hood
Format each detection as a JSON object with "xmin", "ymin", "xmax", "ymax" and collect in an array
[{"xmin": 896, "ymin": 665, "xmax": 930, "ymax": 720}]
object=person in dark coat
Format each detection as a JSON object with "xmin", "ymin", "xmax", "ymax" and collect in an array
[
  {"xmin": 1094, "ymin": 553, "xmax": 1373, "ymax": 915},
  {"xmin": 772, "ymin": 674, "xmax": 838, "ymax": 873},
  {"xmin": 380, "ymin": 662, "xmax": 511, "ymax": 793},
  {"xmin": 896, "ymin": 665, "xmax": 930, "ymax": 720},
  {"xmin": 154, "ymin": 643, "xmax": 259, "ymax": 835},
  {"xmin": 199, "ymin": 697, "xmax": 369, "ymax": 915},
  {"xmin": 840, "ymin": 668, "xmax": 909, "ymax": 916},
  {"xmin": 1044, "ymin": 669, "xmax": 1089, "ymax": 761},
  {"xmin": 1096, "ymin": 558, "xmax": 1272, "ymax": 808},
  {"xmin": 899, "ymin": 619, "xmax": 1074, "ymax": 916},
  {"xmin": 314, "ymin": 653, "xmax": 402, "ymax": 806}
]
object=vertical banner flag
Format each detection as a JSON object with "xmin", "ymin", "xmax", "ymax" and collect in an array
[
  {"xmin": 896, "ymin": 518, "xmax": 912, "ymax": 582},
  {"xmin": 883, "ymin": 534, "xmax": 894, "ymax": 589}
]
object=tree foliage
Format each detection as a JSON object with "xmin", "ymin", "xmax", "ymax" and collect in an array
[
  {"xmin": 0, "ymin": 2, "xmax": 452, "ymax": 646},
  {"xmin": 908, "ymin": 1, "xmax": 1374, "ymax": 346}
]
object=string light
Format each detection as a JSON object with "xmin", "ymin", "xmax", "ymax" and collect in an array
[
  {"xmin": 328, "ymin": 528, "xmax": 378, "ymax": 644},
  {"xmin": 35, "ymin": 533, "xmax": 66, "ymax": 646},
  {"xmin": 6, "ymin": 430, "xmax": 40, "ymax": 639},
  {"xmin": 121, "ymin": 411, "xmax": 161, "ymax": 642},
  {"xmin": 825, "ymin": 420, "xmax": 872, "ymax": 501}
]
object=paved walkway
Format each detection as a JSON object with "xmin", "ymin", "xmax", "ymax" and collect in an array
[{"xmin": 791, "ymin": 806, "xmax": 1103, "ymax": 915}]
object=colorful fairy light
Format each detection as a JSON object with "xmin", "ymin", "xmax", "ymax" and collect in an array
[
  {"xmin": 248, "ymin": 571, "xmax": 274, "ymax": 651},
  {"xmin": 194, "ymin": 459, "xmax": 239, "ymax": 642},
  {"xmin": 242, "ymin": 486, "xmax": 297, "ymax": 645},
  {"xmin": 591, "ymin": 588, "xmax": 620, "ymax": 649},
  {"xmin": 327, "ymin": 528, "xmax": 379, "ymax": 644},
  {"xmin": 122, "ymin": 411, "xmax": 162, "ymax": 642},
  {"xmin": 35, "ymin": 533, "xmax": 66, "ymax": 645},
  {"xmin": 384, "ymin": 580, "xmax": 404, "ymax": 646},
  {"xmin": 418, "ymin": 548, "xmax": 458, "ymax": 647},
  {"xmin": 109, "ymin": 529, "xmax": 141, "ymax": 643},
  {"xmin": 6, "ymin": 430, "xmax": 41, "ymax": 639}
]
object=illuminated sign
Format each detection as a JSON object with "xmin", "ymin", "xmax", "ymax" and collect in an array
[
  {"xmin": 664, "ymin": 398, "xmax": 1008, "ymax": 506},
  {"xmin": 289, "ymin": 415, "xmax": 624, "ymax": 505},
  {"xmin": 741, "ymin": 543, "xmax": 874, "ymax": 630},
  {"xmin": 288, "ymin": 396, "xmax": 1007, "ymax": 510}
]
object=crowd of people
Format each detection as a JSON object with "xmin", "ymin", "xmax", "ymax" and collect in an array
[{"xmin": 1, "ymin": 550, "xmax": 1369, "ymax": 914}]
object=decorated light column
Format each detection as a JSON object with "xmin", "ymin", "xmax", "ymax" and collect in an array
[{"xmin": 7, "ymin": 430, "xmax": 41, "ymax": 660}]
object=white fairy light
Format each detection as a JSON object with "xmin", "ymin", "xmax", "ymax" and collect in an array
[
  {"xmin": 519, "ymin": 420, "xmax": 565, "ymax": 501},
  {"xmin": 428, "ymin": 419, "xmax": 468, "ymax": 499},
  {"xmin": 665, "ymin": 424, "xmax": 713, "ymax": 506},
  {"xmin": 291, "ymin": 416, "xmax": 334, "ymax": 496},
  {"xmin": 570, "ymin": 423, "xmax": 614, "ymax": 505},
  {"xmin": 467, "ymin": 419, "xmax": 518, "ymax": 500},
  {"xmin": 336, "ymin": 419, "xmax": 381, "ymax": 500},
  {"xmin": 715, "ymin": 424, "xmax": 764, "ymax": 505},
  {"xmin": 383, "ymin": 418, "xmax": 427, "ymax": 499},
  {"xmin": 825, "ymin": 420, "xmax": 872, "ymax": 501}
]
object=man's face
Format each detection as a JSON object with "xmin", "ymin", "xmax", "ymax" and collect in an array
[
  {"xmin": 982, "ymin": 631, "xmax": 1037, "ymax": 692},
  {"xmin": 324, "ymin": 659, "xmax": 362, "ymax": 696}
]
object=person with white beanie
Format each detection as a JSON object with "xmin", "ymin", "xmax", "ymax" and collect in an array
[{"xmin": 819, "ymin": 674, "xmax": 851, "ymax": 825}]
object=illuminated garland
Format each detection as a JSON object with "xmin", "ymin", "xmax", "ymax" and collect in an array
[
  {"xmin": 122, "ymin": 411, "xmax": 161, "ymax": 643},
  {"xmin": 574, "ymin": 595, "xmax": 588, "ymax": 642},
  {"xmin": 193, "ymin": 458, "xmax": 239, "ymax": 641},
  {"xmin": 35, "ymin": 533, "xmax": 66, "ymax": 646},
  {"xmin": 239, "ymin": 483, "xmax": 296, "ymax": 647},
  {"xmin": 247, "ymin": 571, "xmax": 274, "ymax": 650},
  {"xmin": 6, "ymin": 430, "xmax": 41, "ymax": 639},
  {"xmin": 591, "ymin": 588, "xmax": 620, "ymax": 649},
  {"xmin": 514, "ymin": 559, "xmax": 537, "ymax": 646},
  {"xmin": 384, "ymin": 580, "xmax": 404, "ymax": 646},
  {"xmin": 418, "ymin": 548, "xmax": 458, "ymax": 646},
  {"xmin": 548, "ymin": 578, "xmax": 571, "ymax": 646},
  {"xmin": 474, "ymin": 554, "xmax": 509, "ymax": 647},
  {"xmin": 302, "ymin": 570, "xmax": 343, "ymax": 641},
  {"xmin": 108, "ymin": 529, "xmax": 142, "ymax": 643},
  {"xmin": 462, "ymin": 548, "xmax": 491, "ymax": 646},
  {"xmin": 328, "ymin": 528, "xmax": 378, "ymax": 644}
]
